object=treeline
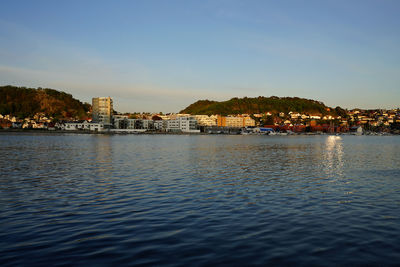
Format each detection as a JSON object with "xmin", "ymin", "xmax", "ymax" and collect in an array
[
  {"xmin": 0, "ymin": 85, "xmax": 91, "ymax": 119},
  {"xmin": 181, "ymin": 96, "xmax": 340, "ymax": 116}
]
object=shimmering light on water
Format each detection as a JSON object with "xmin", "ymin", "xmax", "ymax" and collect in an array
[{"xmin": 0, "ymin": 134, "xmax": 399, "ymax": 266}]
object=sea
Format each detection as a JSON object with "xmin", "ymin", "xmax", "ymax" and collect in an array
[{"xmin": 0, "ymin": 133, "xmax": 399, "ymax": 266}]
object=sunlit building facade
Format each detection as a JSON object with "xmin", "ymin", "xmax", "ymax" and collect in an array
[
  {"xmin": 92, "ymin": 97, "xmax": 113, "ymax": 125},
  {"xmin": 194, "ymin": 115, "xmax": 217, "ymax": 126},
  {"xmin": 217, "ymin": 115, "xmax": 255, "ymax": 127}
]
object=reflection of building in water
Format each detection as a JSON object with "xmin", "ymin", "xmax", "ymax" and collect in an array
[
  {"xmin": 92, "ymin": 136, "xmax": 113, "ymax": 176},
  {"xmin": 89, "ymin": 136, "xmax": 117, "ymax": 202},
  {"xmin": 323, "ymin": 136, "xmax": 344, "ymax": 177}
]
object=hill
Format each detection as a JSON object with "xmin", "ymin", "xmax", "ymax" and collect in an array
[
  {"xmin": 180, "ymin": 96, "xmax": 338, "ymax": 116},
  {"xmin": 0, "ymin": 85, "xmax": 91, "ymax": 119}
]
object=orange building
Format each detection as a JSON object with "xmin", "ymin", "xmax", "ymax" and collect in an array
[{"xmin": 217, "ymin": 115, "xmax": 255, "ymax": 127}]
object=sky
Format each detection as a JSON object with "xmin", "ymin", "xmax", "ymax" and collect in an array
[{"xmin": 0, "ymin": 0, "xmax": 399, "ymax": 112}]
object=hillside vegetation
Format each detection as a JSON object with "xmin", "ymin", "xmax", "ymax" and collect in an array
[
  {"xmin": 0, "ymin": 85, "xmax": 90, "ymax": 119},
  {"xmin": 181, "ymin": 96, "xmax": 336, "ymax": 116}
]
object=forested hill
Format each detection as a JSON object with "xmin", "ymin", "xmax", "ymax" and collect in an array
[
  {"xmin": 180, "ymin": 96, "xmax": 338, "ymax": 116},
  {"xmin": 0, "ymin": 85, "xmax": 91, "ymax": 119}
]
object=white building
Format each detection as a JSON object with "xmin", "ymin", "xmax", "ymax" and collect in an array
[
  {"xmin": 114, "ymin": 118, "xmax": 156, "ymax": 130},
  {"xmin": 142, "ymin": 120, "xmax": 154, "ymax": 130},
  {"xmin": 194, "ymin": 115, "xmax": 217, "ymax": 126},
  {"xmin": 167, "ymin": 116, "xmax": 199, "ymax": 133},
  {"xmin": 167, "ymin": 119, "xmax": 180, "ymax": 130},
  {"xmin": 153, "ymin": 120, "xmax": 165, "ymax": 130},
  {"xmin": 64, "ymin": 121, "xmax": 105, "ymax": 132}
]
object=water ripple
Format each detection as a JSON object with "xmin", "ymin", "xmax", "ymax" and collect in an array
[{"xmin": 1, "ymin": 134, "xmax": 400, "ymax": 265}]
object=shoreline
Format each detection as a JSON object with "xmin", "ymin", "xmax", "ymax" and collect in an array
[
  {"xmin": 0, "ymin": 129, "xmax": 206, "ymax": 135},
  {"xmin": 0, "ymin": 129, "xmax": 397, "ymax": 136}
]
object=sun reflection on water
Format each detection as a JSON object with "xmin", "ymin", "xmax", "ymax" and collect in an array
[{"xmin": 323, "ymin": 136, "xmax": 344, "ymax": 178}]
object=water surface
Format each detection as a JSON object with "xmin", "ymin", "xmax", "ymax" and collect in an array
[{"xmin": 1, "ymin": 134, "xmax": 399, "ymax": 266}]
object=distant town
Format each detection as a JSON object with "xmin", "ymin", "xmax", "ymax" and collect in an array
[{"xmin": 1, "ymin": 95, "xmax": 400, "ymax": 135}]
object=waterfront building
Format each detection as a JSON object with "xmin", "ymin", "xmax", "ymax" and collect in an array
[
  {"xmin": 114, "ymin": 118, "xmax": 138, "ymax": 129},
  {"xmin": 167, "ymin": 119, "xmax": 180, "ymax": 131},
  {"xmin": 89, "ymin": 123, "xmax": 105, "ymax": 132},
  {"xmin": 114, "ymin": 118, "xmax": 156, "ymax": 130},
  {"xmin": 92, "ymin": 97, "xmax": 113, "ymax": 125},
  {"xmin": 114, "ymin": 118, "xmax": 127, "ymax": 129},
  {"xmin": 141, "ymin": 119, "xmax": 154, "ymax": 130},
  {"xmin": 217, "ymin": 115, "xmax": 255, "ymax": 128},
  {"xmin": 64, "ymin": 121, "xmax": 105, "ymax": 132},
  {"xmin": 154, "ymin": 120, "xmax": 165, "ymax": 130},
  {"xmin": 167, "ymin": 116, "xmax": 199, "ymax": 133},
  {"xmin": 194, "ymin": 115, "xmax": 217, "ymax": 126}
]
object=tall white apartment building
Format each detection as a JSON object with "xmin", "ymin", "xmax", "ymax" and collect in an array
[{"xmin": 92, "ymin": 97, "xmax": 113, "ymax": 125}]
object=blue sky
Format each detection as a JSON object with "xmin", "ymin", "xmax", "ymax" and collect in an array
[{"xmin": 0, "ymin": 0, "xmax": 399, "ymax": 112}]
